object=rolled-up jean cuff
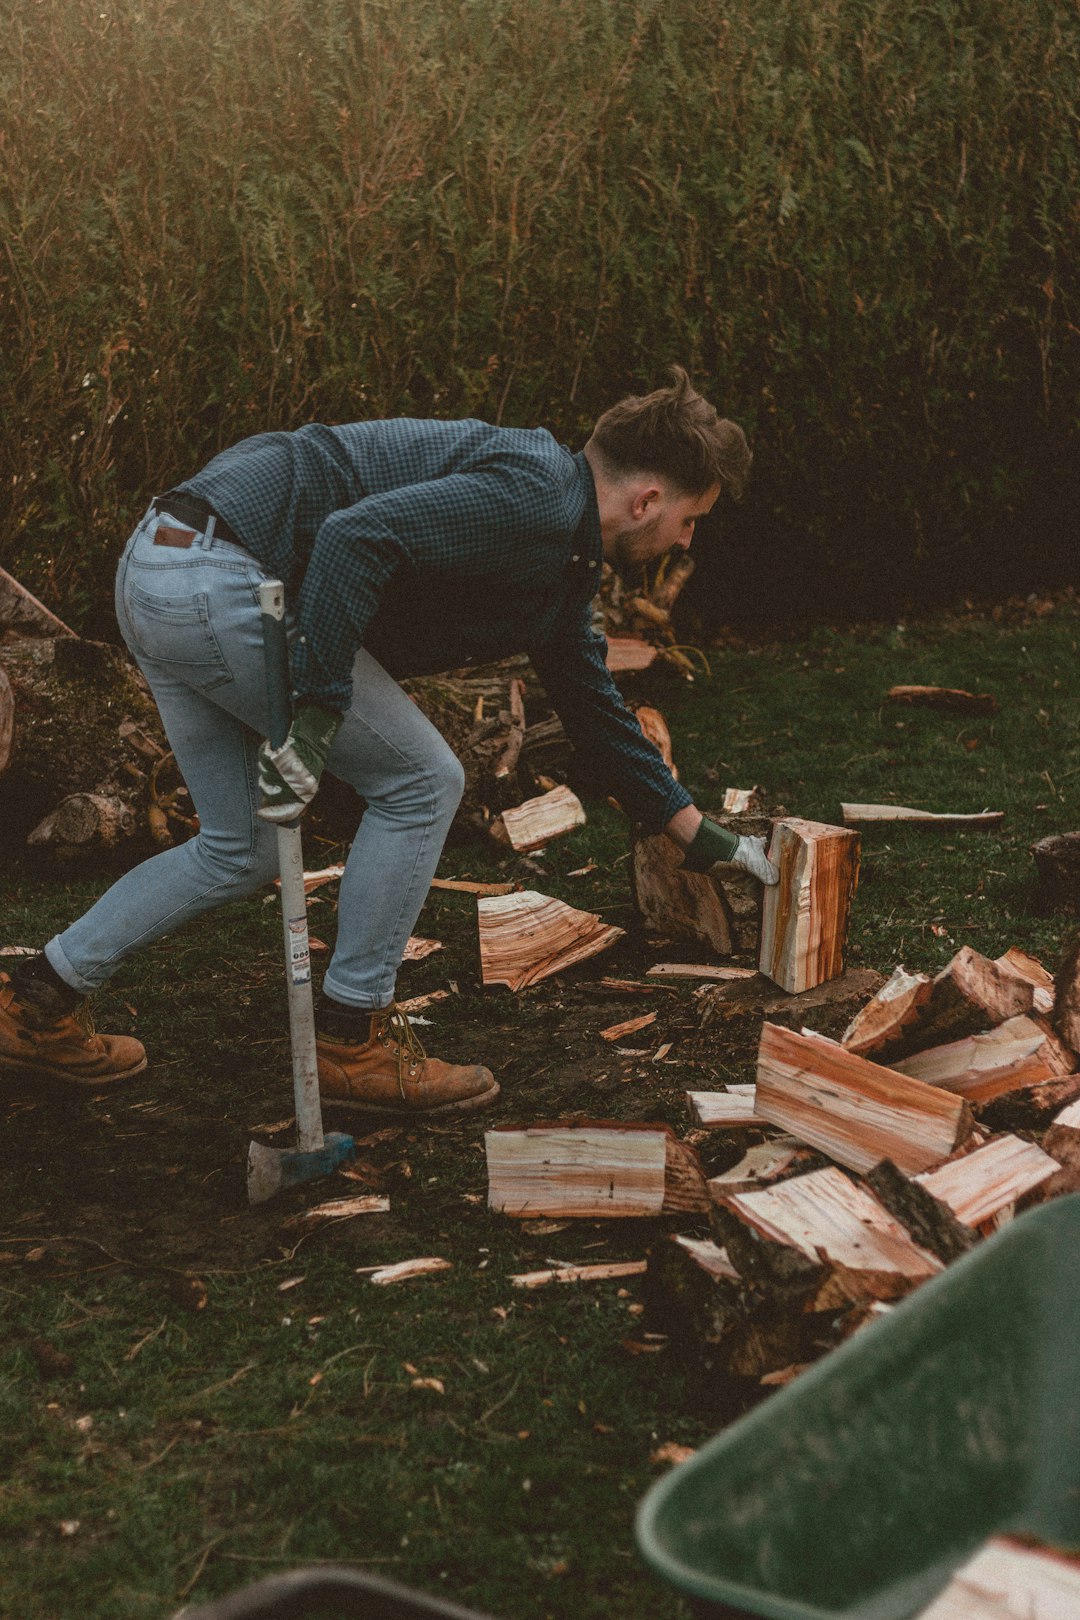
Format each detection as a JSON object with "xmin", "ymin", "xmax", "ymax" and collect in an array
[{"xmin": 43, "ymin": 938, "xmax": 100, "ymax": 996}]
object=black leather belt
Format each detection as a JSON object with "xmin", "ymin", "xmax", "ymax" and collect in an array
[{"xmin": 152, "ymin": 492, "xmax": 242, "ymax": 548}]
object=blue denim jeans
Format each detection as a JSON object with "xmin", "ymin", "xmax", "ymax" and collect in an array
[{"xmin": 46, "ymin": 507, "xmax": 464, "ymax": 1009}]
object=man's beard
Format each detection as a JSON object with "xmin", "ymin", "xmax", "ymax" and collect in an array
[{"xmin": 608, "ymin": 513, "xmax": 664, "ymax": 585}]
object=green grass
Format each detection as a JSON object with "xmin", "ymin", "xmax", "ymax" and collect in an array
[{"xmin": 1, "ymin": 598, "xmax": 1078, "ymax": 1618}]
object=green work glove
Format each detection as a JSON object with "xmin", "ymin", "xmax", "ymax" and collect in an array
[
  {"xmin": 257, "ymin": 703, "xmax": 342, "ymax": 823},
  {"xmin": 682, "ymin": 815, "xmax": 780, "ymax": 885}
]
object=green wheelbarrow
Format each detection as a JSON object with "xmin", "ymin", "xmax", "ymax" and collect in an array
[{"xmin": 636, "ymin": 1192, "xmax": 1080, "ymax": 1620}]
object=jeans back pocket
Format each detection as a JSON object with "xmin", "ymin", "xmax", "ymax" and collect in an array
[{"xmin": 124, "ymin": 581, "xmax": 232, "ymax": 691}]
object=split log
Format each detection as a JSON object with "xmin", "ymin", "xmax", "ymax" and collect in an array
[
  {"xmin": 722, "ymin": 786, "xmax": 765, "ymax": 813},
  {"xmin": 645, "ymin": 1233, "xmax": 811, "ymax": 1383},
  {"xmin": 485, "ymin": 1122, "xmax": 708, "ymax": 1218},
  {"xmin": 631, "ymin": 704, "xmax": 676, "ymax": 775},
  {"xmin": 477, "ymin": 889, "xmax": 624, "ymax": 990},
  {"xmin": 914, "ymin": 1135, "xmax": 1061, "ymax": 1229},
  {"xmin": 889, "ymin": 1014, "xmax": 1076, "ymax": 1103},
  {"xmin": 27, "ymin": 791, "xmax": 136, "ymax": 854},
  {"xmin": 755, "ymin": 1022, "xmax": 974, "ymax": 1175},
  {"xmin": 687, "ymin": 1088, "xmax": 765, "ymax": 1129},
  {"xmin": 1030, "ymin": 832, "xmax": 1080, "ymax": 914},
  {"xmin": 868, "ymin": 946, "xmax": 1035, "ymax": 1065},
  {"xmin": 863, "ymin": 1160, "xmax": 978, "ymax": 1265},
  {"xmin": 489, "ymin": 784, "xmax": 586, "ymax": 853},
  {"xmin": 707, "ymin": 1140, "xmax": 803, "ymax": 1200},
  {"xmin": 977, "ymin": 1069, "xmax": 1080, "ymax": 1135},
  {"xmin": 605, "ymin": 636, "xmax": 657, "ymax": 674},
  {"xmin": 996, "ymin": 947, "xmax": 1055, "ymax": 1015},
  {"xmin": 698, "ymin": 968, "xmax": 885, "ymax": 1042},
  {"xmin": 1043, "ymin": 1098, "xmax": 1080, "ymax": 1198},
  {"xmin": 915, "ymin": 1536, "xmax": 1080, "ymax": 1620},
  {"xmin": 841, "ymin": 803, "xmax": 1004, "ymax": 829},
  {"xmin": 884, "ymin": 684, "xmax": 998, "ymax": 715},
  {"xmin": 710, "ymin": 1166, "xmax": 942, "ymax": 1311},
  {"xmin": 630, "ymin": 830, "xmax": 740, "ymax": 955},
  {"xmin": 0, "ymin": 564, "xmax": 78, "ymax": 638},
  {"xmin": 1053, "ymin": 930, "xmax": 1080, "ymax": 1052},
  {"xmin": 759, "ymin": 818, "xmax": 861, "ymax": 994},
  {"xmin": 0, "ymin": 664, "xmax": 12, "ymax": 777},
  {"xmin": 842, "ymin": 966, "xmax": 933, "ymax": 1056}
]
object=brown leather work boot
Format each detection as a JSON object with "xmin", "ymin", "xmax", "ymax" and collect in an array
[
  {"xmin": 0, "ymin": 973, "xmax": 147, "ymax": 1087},
  {"xmin": 317, "ymin": 1003, "xmax": 498, "ymax": 1116}
]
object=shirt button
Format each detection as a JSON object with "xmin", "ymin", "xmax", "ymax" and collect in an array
[
  {"xmin": 571, "ymin": 553, "xmax": 580, "ymax": 562},
  {"xmin": 588, "ymin": 560, "xmax": 597, "ymax": 569}
]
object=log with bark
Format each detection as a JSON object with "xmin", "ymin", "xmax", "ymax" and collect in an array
[
  {"xmin": 697, "ymin": 967, "xmax": 885, "ymax": 1042},
  {"xmin": 759, "ymin": 818, "xmax": 861, "ymax": 993},
  {"xmin": 709, "ymin": 1165, "xmax": 943, "ymax": 1311},
  {"xmin": 863, "ymin": 1159, "xmax": 978, "ymax": 1265},
  {"xmin": 863, "ymin": 947, "xmax": 1035, "ymax": 1065},
  {"xmin": 843, "ymin": 966, "xmax": 933, "ymax": 1056},
  {"xmin": 1053, "ymin": 930, "xmax": 1080, "ymax": 1052},
  {"xmin": 913, "ymin": 1135, "xmax": 1061, "ymax": 1230},
  {"xmin": 485, "ymin": 1122, "xmax": 709, "ymax": 1218},
  {"xmin": 996, "ymin": 947, "xmax": 1055, "ymax": 1014},
  {"xmin": 631, "ymin": 804, "xmax": 772, "ymax": 957},
  {"xmin": 755, "ymin": 1022, "xmax": 975, "ymax": 1175},
  {"xmin": 889, "ymin": 1014, "xmax": 1076, "ymax": 1104}
]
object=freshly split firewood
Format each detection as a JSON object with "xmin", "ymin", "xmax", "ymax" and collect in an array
[
  {"xmin": 489, "ymin": 784, "xmax": 586, "ymax": 853},
  {"xmin": 843, "ymin": 966, "xmax": 933, "ymax": 1056},
  {"xmin": 755, "ymin": 1022, "xmax": 974, "ymax": 1175},
  {"xmin": 477, "ymin": 889, "xmax": 624, "ymax": 990},
  {"xmin": 485, "ymin": 1122, "xmax": 708, "ymax": 1218},
  {"xmin": 890, "ymin": 1014, "xmax": 1076, "ymax": 1103},
  {"xmin": 710, "ymin": 1166, "xmax": 942, "ymax": 1310},
  {"xmin": 722, "ymin": 786, "xmax": 765, "ymax": 813},
  {"xmin": 1030, "ymin": 831, "xmax": 1080, "ymax": 913},
  {"xmin": 841, "ymin": 803, "xmax": 1004, "ymax": 829},
  {"xmin": 758, "ymin": 818, "xmax": 861, "ymax": 994},
  {"xmin": 995, "ymin": 947, "xmax": 1055, "ymax": 1014},
  {"xmin": 914, "ymin": 1536, "xmax": 1080, "ymax": 1620},
  {"xmin": 687, "ymin": 1088, "xmax": 765, "ymax": 1129},
  {"xmin": 605, "ymin": 636, "xmax": 657, "ymax": 673},
  {"xmin": 1053, "ymin": 930, "xmax": 1080, "ymax": 1052},
  {"xmin": 977, "ymin": 1069, "xmax": 1080, "ymax": 1134},
  {"xmin": 867, "ymin": 946, "xmax": 1035, "ymax": 1065},
  {"xmin": 863, "ymin": 1160, "xmax": 978, "ymax": 1265},
  {"xmin": 884, "ymin": 684, "xmax": 999, "ymax": 715},
  {"xmin": 630, "ymin": 831, "xmax": 743, "ymax": 955},
  {"xmin": 914, "ymin": 1135, "xmax": 1061, "ymax": 1229},
  {"xmin": 707, "ymin": 1140, "xmax": 803, "ymax": 1200},
  {"xmin": 631, "ymin": 705, "xmax": 676, "ymax": 774}
]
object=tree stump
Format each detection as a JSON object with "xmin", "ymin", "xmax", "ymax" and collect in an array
[{"xmin": 1031, "ymin": 832, "xmax": 1080, "ymax": 913}]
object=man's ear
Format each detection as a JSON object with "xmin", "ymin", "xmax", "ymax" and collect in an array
[{"xmin": 629, "ymin": 482, "xmax": 663, "ymax": 521}]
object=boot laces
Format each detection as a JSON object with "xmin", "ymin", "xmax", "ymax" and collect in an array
[{"xmin": 377, "ymin": 1005, "xmax": 427, "ymax": 1094}]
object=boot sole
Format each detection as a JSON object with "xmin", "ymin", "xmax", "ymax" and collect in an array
[
  {"xmin": 321, "ymin": 1079, "xmax": 500, "ymax": 1118},
  {"xmin": 0, "ymin": 1055, "xmax": 149, "ymax": 1089}
]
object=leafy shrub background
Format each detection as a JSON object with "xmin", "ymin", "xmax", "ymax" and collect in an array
[{"xmin": 1, "ymin": 0, "xmax": 1077, "ymax": 635}]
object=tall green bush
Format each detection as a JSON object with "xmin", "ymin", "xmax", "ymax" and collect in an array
[{"xmin": 1, "ymin": 0, "xmax": 1076, "ymax": 630}]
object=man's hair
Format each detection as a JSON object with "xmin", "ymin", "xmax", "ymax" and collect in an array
[{"xmin": 587, "ymin": 365, "xmax": 751, "ymax": 499}]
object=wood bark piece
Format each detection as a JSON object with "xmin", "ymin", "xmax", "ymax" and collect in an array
[
  {"xmin": 688, "ymin": 1089, "xmax": 765, "ymax": 1129},
  {"xmin": 996, "ymin": 947, "xmax": 1055, "ymax": 1015},
  {"xmin": 1031, "ymin": 832, "xmax": 1080, "ymax": 913},
  {"xmin": 842, "ymin": 966, "xmax": 933, "ymax": 1056},
  {"xmin": 870, "ymin": 947, "xmax": 1036, "ymax": 1065},
  {"xmin": 1053, "ymin": 930, "xmax": 1080, "ymax": 1051},
  {"xmin": 489, "ymin": 784, "xmax": 586, "ymax": 853},
  {"xmin": 485, "ymin": 1122, "xmax": 707, "ymax": 1218},
  {"xmin": 914, "ymin": 1136, "xmax": 1061, "ymax": 1228},
  {"xmin": 755, "ymin": 1022, "xmax": 974, "ymax": 1175},
  {"xmin": 630, "ymin": 830, "xmax": 738, "ymax": 955},
  {"xmin": 477, "ymin": 889, "xmax": 624, "ymax": 990},
  {"xmin": 0, "ymin": 664, "xmax": 12, "ymax": 777},
  {"xmin": 27, "ymin": 791, "xmax": 135, "ymax": 853},
  {"xmin": 510, "ymin": 1260, "xmax": 648, "ymax": 1289},
  {"xmin": 759, "ymin": 818, "xmax": 861, "ymax": 994},
  {"xmin": 0, "ymin": 565, "xmax": 78, "ymax": 638},
  {"xmin": 885, "ymin": 684, "xmax": 999, "ymax": 715},
  {"xmin": 711, "ymin": 1166, "xmax": 942, "ymax": 1311},
  {"xmin": 890, "ymin": 1014, "xmax": 1076, "ymax": 1103},
  {"xmin": 841, "ymin": 803, "xmax": 1004, "ymax": 829},
  {"xmin": 707, "ymin": 1140, "xmax": 802, "ymax": 1200},
  {"xmin": 977, "ymin": 1070, "xmax": 1080, "ymax": 1135},
  {"xmin": 915, "ymin": 1535, "xmax": 1080, "ymax": 1620},
  {"xmin": 605, "ymin": 636, "xmax": 657, "ymax": 673},
  {"xmin": 863, "ymin": 1159, "xmax": 978, "ymax": 1264}
]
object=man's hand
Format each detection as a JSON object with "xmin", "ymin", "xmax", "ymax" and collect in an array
[
  {"xmin": 681, "ymin": 814, "xmax": 779, "ymax": 885},
  {"xmin": 257, "ymin": 704, "xmax": 342, "ymax": 823}
]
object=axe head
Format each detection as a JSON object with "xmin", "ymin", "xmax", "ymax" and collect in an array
[{"xmin": 247, "ymin": 1132, "xmax": 356, "ymax": 1205}]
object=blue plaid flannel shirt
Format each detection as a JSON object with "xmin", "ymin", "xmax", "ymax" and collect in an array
[{"xmin": 177, "ymin": 417, "xmax": 692, "ymax": 832}]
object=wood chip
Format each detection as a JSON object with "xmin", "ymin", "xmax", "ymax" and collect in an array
[
  {"xmin": 647, "ymin": 962, "xmax": 760, "ymax": 981},
  {"xmin": 281, "ymin": 1195, "xmax": 390, "ymax": 1232},
  {"xmin": 490, "ymin": 784, "xmax": 586, "ymax": 853},
  {"xmin": 367, "ymin": 1258, "xmax": 452, "ymax": 1286},
  {"xmin": 600, "ymin": 1011, "xmax": 658, "ymax": 1042},
  {"xmin": 429, "ymin": 877, "xmax": 517, "ymax": 896},
  {"xmin": 509, "ymin": 1260, "xmax": 648, "ymax": 1289},
  {"xmin": 687, "ymin": 1089, "xmax": 765, "ymax": 1128},
  {"xmin": 402, "ymin": 936, "xmax": 443, "ymax": 962},
  {"xmin": 884, "ymin": 684, "xmax": 998, "ymax": 715}
]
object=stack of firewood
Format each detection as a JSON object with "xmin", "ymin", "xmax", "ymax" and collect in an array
[{"xmin": 484, "ymin": 938, "xmax": 1080, "ymax": 1390}]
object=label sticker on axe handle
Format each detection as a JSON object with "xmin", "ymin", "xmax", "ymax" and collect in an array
[{"xmin": 287, "ymin": 915, "xmax": 312, "ymax": 984}]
